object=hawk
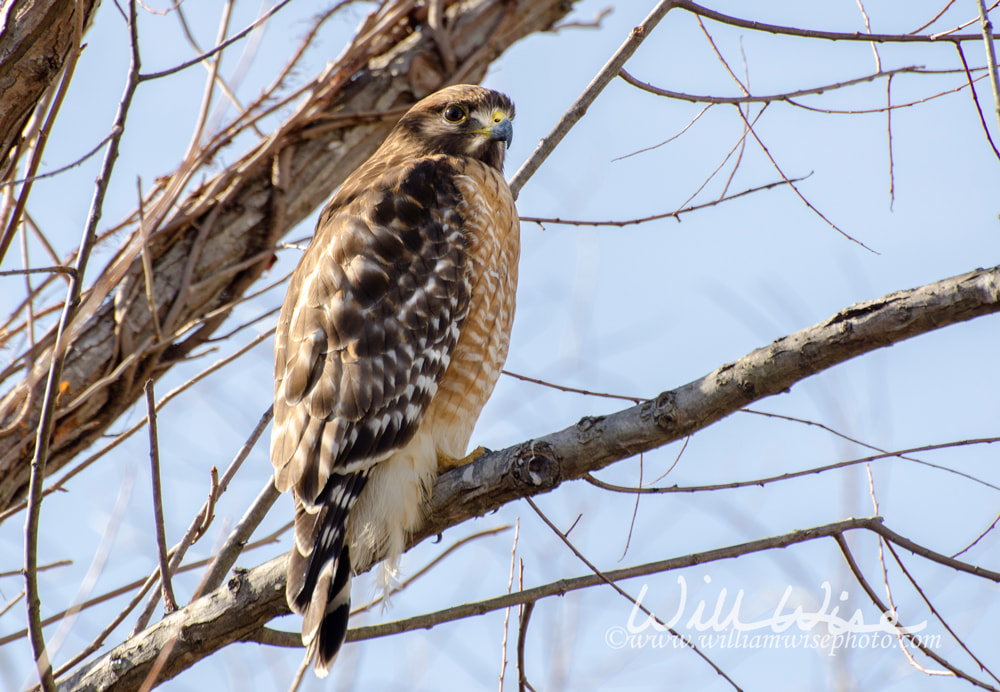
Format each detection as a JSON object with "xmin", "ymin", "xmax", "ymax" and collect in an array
[{"xmin": 270, "ymin": 84, "xmax": 519, "ymax": 675}]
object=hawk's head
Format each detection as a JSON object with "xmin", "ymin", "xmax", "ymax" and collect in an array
[{"xmin": 393, "ymin": 84, "xmax": 515, "ymax": 171}]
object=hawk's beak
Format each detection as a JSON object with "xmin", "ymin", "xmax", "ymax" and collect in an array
[{"xmin": 489, "ymin": 118, "xmax": 513, "ymax": 149}]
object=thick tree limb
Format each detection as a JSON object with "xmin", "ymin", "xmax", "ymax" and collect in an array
[
  {"xmin": 55, "ymin": 264, "xmax": 1000, "ymax": 690},
  {"xmin": 0, "ymin": 0, "xmax": 579, "ymax": 512}
]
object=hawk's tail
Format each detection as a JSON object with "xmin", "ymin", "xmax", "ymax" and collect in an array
[{"xmin": 286, "ymin": 470, "xmax": 369, "ymax": 676}]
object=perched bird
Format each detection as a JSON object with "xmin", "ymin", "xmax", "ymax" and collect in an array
[{"xmin": 270, "ymin": 84, "xmax": 519, "ymax": 675}]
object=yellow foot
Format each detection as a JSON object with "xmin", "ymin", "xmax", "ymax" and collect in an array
[{"xmin": 438, "ymin": 445, "xmax": 489, "ymax": 471}]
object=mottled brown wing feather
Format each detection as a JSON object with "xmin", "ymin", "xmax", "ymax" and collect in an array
[
  {"xmin": 271, "ymin": 156, "xmax": 473, "ymax": 640},
  {"xmin": 272, "ymin": 156, "xmax": 471, "ymax": 501}
]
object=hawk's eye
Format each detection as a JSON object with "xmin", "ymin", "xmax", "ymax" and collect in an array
[{"xmin": 443, "ymin": 105, "xmax": 467, "ymax": 123}]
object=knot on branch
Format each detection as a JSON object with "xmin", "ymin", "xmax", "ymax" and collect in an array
[
  {"xmin": 575, "ymin": 415, "xmax": 605, "ymax": 443},
  {"xmin": 227, "ymin": 567, "xmax": 248, "ymax": 595},
  {"xmin": 641, "ymin": 391, "xmax": 678, "ymax": 431},
  {"xmin": 738, "ymin": 378, "xmax": 756, "ymax": 398},
  {"xmin": 512, "ymin": 441, "xmax": 560, "ymax": 490}
]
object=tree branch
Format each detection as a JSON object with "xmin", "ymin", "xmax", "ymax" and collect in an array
[
  {"xmin": 414, "ymin": 264, "xmax": 1000, "ymax": 544},
  {"xmin": 54, "ymin": 263, "xmax": 1000, "ymax": 690},
  {"xmin": 674, "ymin": 0, "xmax": 999, "ymax": 43}
]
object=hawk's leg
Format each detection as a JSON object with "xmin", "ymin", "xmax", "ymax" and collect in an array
[{"xmin": 437, "ymin": 445, "xmax": 490, "ymax": 471}]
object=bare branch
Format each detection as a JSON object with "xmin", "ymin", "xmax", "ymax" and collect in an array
[
  {"xmin": 674, "ymin": 0, "xmax": 999, "ymax": 43},
  {"xmin": 526, "ymin": 496, "xmax": 740, "ymax": 689},
  {"xmin": 732, "ymin": 104, "xmax": 876, "ymax": 252},
  {"xmin": 419, "ymin": 265, "xmax": 1000, "ymax": 541},
  {"xmin": 519, "ymin": 175, "xmax": 807, "ymax": 229},
  {"xmin": 584, "ymin": 437, "xmax": 1000, "ymax": 495},
  {"xmin": 958, "ymin": 41, "xmax": 1000, "ymax": 162},
  {"xmin": 133, "ymin": 404, "xmax": 274, "ymax": 631},
  {"xmin": 619, "ymin": 64, "xmax": 926, "ymax": 105},
  {"xmin": 975, "ymin": 0, "xmax": 1000, "ymax": 133},
  {"xmin": 883, "ymin": 541, "xmax": 1000, "ymax": 685},
  {"xmin": 516, "ymin": 597, "xmax": 535, "ymax": 692},
  {"xmin": 23, "ymin": 2, "xmax": 140, "ymax": 688},
  {"xmin": 137, "ymin": 0, "xmax": 295, "ymax": 81},
  {"xmin": 509, "ymin": 0, "xmax": 679, "ymax": 197},
  {"xmin": 143, "ymin": 380, "xmax": 176, "ymax": 613},
  {"xmin": 835, "ymin": 535, "xmax": 999, "ymax": 691}
]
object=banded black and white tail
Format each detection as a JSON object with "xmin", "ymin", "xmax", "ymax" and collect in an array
[{"xmin": 286, "ymin": 470, "xmax": 370, "ymax": 675}]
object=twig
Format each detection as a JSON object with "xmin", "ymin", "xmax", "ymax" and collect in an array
[
  {"xmin": 611, "ymin": 103, "xmax": 712, "ymax": 161},
  {"xmin": 835, "ymin": 535, "xmax": 1000, "ymax": 690},
  {"xmin": 22, "ymin": 2, "xmax": 140, "ymax": 688},
  {"xmin": 139, "ymin": 0, "xmax": 296, "ymax": 81},
  {"xmin": 136, "ymin": 178, "xmax": 162, "ymax": 343},
  {"xmin": 5, "ymin": 520, "xmax": 291, "ymax": 670},
  {"xmin": 696, "ymin": 15, "xmax": 749, "ymax": 95},
  {"xmin": 674, "ymin": 104, "xmax": 765, "ymax": 212},
  {"xmin": 286, "ymin": 651, "xmax": 311, "ymax": 692},
  {"xmin": 351, "ymin": 525, "xmax": 511, "ymax": 616},
  {"xmin": 735, "ymin": 103, "xmax": 877, "ymax": 252},
  {"xmin": 144, "ymin": 380, "xmax": 176, "ymax": 613},
  {"xmin": 855, "ymin": 0, "xmax": 883, "ymax": 71},
  {"xmin": 516, "ymin": 596, "xmax": 535, "ymax": 692},
  {"xmin": 525, "ymin": 497, "xmax": 742, "ymax": 691},
  {"xmin": 0, "ymin": 127, "xmax": 122, "ymax": 188},
  {"xmin": 952, "ymin": 509, "xmax": 1000, "ymax": 558},
  {"xmin": 182, "ymin": 0, "xmax": 234, "ymax": 159},
  {"xmin": 349, "ymin": 517, "xmax": 892, "ymax": 644},
  {"xmin": 886, "ymin": 73, "xmax": 896, "ymax": 207},
  {"xmin": 502, "ymin": 369, "xmax": 643, "ymax": 402},
  {"xmin": 198, "ymin": 472, "xmax": 280, "ymax": 594},
  {"xmin": 976, "ymin": 0, "xmax": 1000, "ymax": 133},
  {"xmin": 674, "ymin": 0, "xmax": 999, "ymax": 43},
  {"xmin": 648, "ymin": 434, "xmax": 690, "ymax": 485},
  {"xmin": 552, "ymin": 6, "xmax": 612, "ymax": 31},
  {"xmin": 883, "ymin": 540, "xmax": 1000, "ymax": 684},
  {"xmin": 133, "ymin": 405, "xmax": 274, "ymax": 632},
  {"xmin": 498, "ymin": 518, "xmax": 519, "ymax": 691},
  {"xmin": 0, "ymin": 266, "xmax": 75, "ymax": 277},
  {"xmin": 739, "ymin": 407, "xmax": 964, "ymax": 474},
  {"xmin": 618, "ymin": 452, "xmax": 642, "ymax": 561},
  {"xmin": 0, "ymin": 560, "xmax": 71, "ymax": 579},
  {"xmin": 784, "ymin": 70, "xmax": 989, "ymax": 115},
  {"xmin": 910, "ymin": 0, "xmax": 957, "ymax": 34},
  {"xmin": 957, "ymin": 41, "xmax": 1000, "ymax": 161},
  {"xmin": 583, "ymin": 436, "xmax": 1000, "ymax": 495},
  {"xmin": 520, "ymin": 175, "xmax": 806, "ymax": 229},
  {"xmin": 174, "ymin": 3, "xmax": 262, "ymax": 138},
  {"xmin": 509, "ymin": 0, "xmax": 678, "ymax": 197},
  {"xmin": 52, "ymin": 571, "xmax": 161, "ymax": 678},
  {"xmin": 1, "ymin": 590, "xmax": 25, "ymax": 617}
]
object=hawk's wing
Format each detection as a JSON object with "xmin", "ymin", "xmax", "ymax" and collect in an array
[{"xmin": 271, "ymin": 156, "xmax": 472, "ymax": 636}]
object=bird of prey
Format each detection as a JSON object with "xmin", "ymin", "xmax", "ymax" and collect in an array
[{"xmin": 270, "ymin": 84, "xmax": 519, "ymax": 675}]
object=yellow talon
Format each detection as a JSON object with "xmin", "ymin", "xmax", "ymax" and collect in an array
[{"xmin": 438, "ymin": 445, "xmax": 489, "ymax": 471}]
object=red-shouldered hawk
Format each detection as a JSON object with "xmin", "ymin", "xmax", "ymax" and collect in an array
[{"xmin": 270, "ymin": 85, "xmax": 519, "ymax": 675}]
